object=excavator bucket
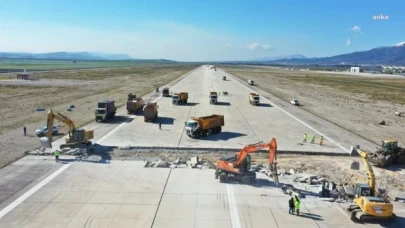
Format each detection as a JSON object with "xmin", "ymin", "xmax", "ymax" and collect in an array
[
  {"xmin": 40, "ymin": 137, "xmax": 52, "ymax": 149},
  {"xmin": 351, "ymin": 161, "xmax": 360, "ymax": 170}
]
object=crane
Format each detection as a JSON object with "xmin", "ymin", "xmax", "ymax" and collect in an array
[
  {"xmin": 215, "ymin": 138, "xmax": 277, "ymax": 184},
  {"xmin": 347, "ymin": 146, "xmax": 395, "ymax": 221},
  {"xmin": 39, "ymin": 109, "xmax": 94, "ymax": 150}
]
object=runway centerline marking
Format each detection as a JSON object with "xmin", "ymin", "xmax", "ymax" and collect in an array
[{"xmin": 226, "ymin": 184, "xmax": 242, "ymax": 228}]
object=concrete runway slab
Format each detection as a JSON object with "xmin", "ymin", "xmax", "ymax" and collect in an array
[
  {"xmin": 94, "ymin": 66, "xmax": 376, "ymax": 154},
  {"xmin": 2, "ymin": 161, "xmax": 399, "ymax": 228}
]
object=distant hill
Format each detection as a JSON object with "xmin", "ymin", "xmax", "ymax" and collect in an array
[
  {"xmin": 0, "ymin": 51, "xmax": 134, "ymax": 60},
  {"xmin": 264, "ymin": 42, "xmax": 405, "ymax": 65},
  {"xmin": 250, "ymin": 54, "xmax": 307, "ymax": 61}
]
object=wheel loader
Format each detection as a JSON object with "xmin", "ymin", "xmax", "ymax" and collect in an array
[{"xmin": 367, "ymin": 139, "xmax": 405, "ymax": 167}]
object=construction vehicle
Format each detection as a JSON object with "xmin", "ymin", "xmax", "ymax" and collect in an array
[
  {"xmin": 162, "ymin": 87, "xmax": 170, "ymax": 97},
  {"xmin": 215, "ymin": 138, "xmax": 278, "ymax": 184},
  {"xmin": 185, "ymin": 114, "xmax": 224, "ymax": 138},
  {"xmin": 210, "ymin": 92, "xmax": 218, "ymax": 104},
  {"xmin": 223, "ymin": 76, "xmax": 226, "ymax": 81},
  {"xmin": 363, "ymin": 139, "xmax": 405, "ymax": 167},
  {"xmin": 144, "ymin": 103, "xmax": 159, "ymax": 122},
  {"xmin": 172, "ymin": 92, "xmax": 188, "ymax": 105},
  {"xmin": 40, "ymin": 109, "xmax": 94, "ymax": 150},
  {"xmin": 248, "ymin": 80, "xmax": 254, "ymax": 85},
  {"xmin": 95, "ymin": 100, "xmax": 116, "ymax": 122},
  {"xmin": 249, "ymin": 93, "xmax": 260, "ymax": 105},
  {"xmin": 347, "ymin": 146, "xmax": 395, "ymax": 221},
  {"xmin": 127, "ymin": 94, "xmax": 144, "ymax": 114}
]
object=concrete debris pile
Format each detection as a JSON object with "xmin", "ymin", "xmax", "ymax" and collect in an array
[
  {"xmin": 144, "ymin": 156, "xmax": 212, "ymax": 169},
  {"xmin": 26, "ymin": 147, "xmax": 87, "ymax": 156}
]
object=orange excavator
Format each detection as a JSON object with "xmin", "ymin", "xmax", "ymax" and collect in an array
[{"xmin": 215, "ymin": 138, "xmax": 278, "ymax": 184}]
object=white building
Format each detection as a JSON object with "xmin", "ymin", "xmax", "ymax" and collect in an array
[{"xmin": 350, "ymin": 67, "xmax": 361, "ymax": 73}]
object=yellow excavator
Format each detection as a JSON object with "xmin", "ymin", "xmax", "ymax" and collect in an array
[
  {"xmin": 348, "ymin": 146, "xmax": 395, "ymax": 221},
  {"xmin": 40, "ymin": 109, "xmax": 94, "ymax": 150}
]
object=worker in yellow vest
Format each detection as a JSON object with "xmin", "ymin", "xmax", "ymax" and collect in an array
[
  {"xmin": 293, "ymin": 195, "xmax": 301, "ymax": 216},
  {"xmin": 54, "ymin": 150, "xmax": 60, "ymax": 163}
]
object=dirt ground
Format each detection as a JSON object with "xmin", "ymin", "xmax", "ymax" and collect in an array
[
  {"xmin": 222, "ymin": 66, "xmax": 405, "ymax": 146},
  {"xmin": 0, "ymin": 64, "xmax": 197, "ymax": 168}
]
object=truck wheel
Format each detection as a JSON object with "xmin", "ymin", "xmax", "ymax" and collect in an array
[
  {"xmin": 201, "ymin": 131, "xmax": 207, "ymax": 137},
  {"xmin": 218, "ymin": 127, "xmax": 222, "ymax": 133},
  {"xmin": 185, "ymin": 99, "xmax": 188, "ymax": 104}
]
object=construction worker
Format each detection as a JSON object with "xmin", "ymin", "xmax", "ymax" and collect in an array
[
  {"xmin": 294, "ymin": 195, "xmax": 301, "ymax": 216},
  {"xmin": 54, "ymin": 150, "xmax": 60, "ymax": 163},
  {"xmin": 289, "ymin": 197, "xmax": 295, "ymax": 214},
  {"xmin": 303, "ymin": 133, "xmax": 307, "ymax": 143},
  {"xmin": 23, "ymin": 126, "xmax": 27, "ymax": 136},
  {"xmin": 311, "ymin": 134, "xmax": 315, "ymax": 144},
  {"xmin": 159, "ymin": 122, "xmax": 162, "ymax": 130},
  {"xmin": 320, "ymin": 136, "xmax": 324, "ymax": 146}
]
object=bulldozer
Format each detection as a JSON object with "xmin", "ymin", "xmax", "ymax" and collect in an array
[
  {"xmin": 347, "ymin": 146, "xmax": 395, "ymax": 221},
  {"xmin": 367, "ymin": 139, "xmax": 405, "ymax": 167},
  {"xmin": 40, "ymin": 109, "xmax": 94, "ymax": 150},
  {"xmin": 215, "ymin": 138, "xmax": 278, "ymax": 184}
]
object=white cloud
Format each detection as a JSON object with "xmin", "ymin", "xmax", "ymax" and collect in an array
[
  {"xmin": 248, "ymin": 42, "xmax": 259, "ymax": 50},
  {"xmin": 351, "ymin": 25, "xmax": 361, "ymax": 33},
  {"xmin": 346, "ymin": 37, "xmax": 351, "ymax": 45},
  {"xmin": 261, "ymin": 44, "xmax": 272, "ymax": 51},
  {"xmin": 248, "ymin": 42, "xmax": 273, "ymax": 51}
]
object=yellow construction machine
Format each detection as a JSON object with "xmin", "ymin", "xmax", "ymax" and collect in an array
[
  {"xmin": 348, "ymin": 146, "xmax": 395, "ymax": 221},
  {"xmin": 40, "ymin": 109, "xmax": 94, "ymax": 150}
]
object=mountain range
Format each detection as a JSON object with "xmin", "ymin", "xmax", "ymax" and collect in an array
[
  {"xmin": 0, "ymin": 51, "xmax": 134, "ymax": 60},
  {"xmin": 257, "ymin": 42, "xmax": 405, "ymax": 65}
]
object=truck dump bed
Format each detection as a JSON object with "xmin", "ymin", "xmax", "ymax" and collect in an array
[
  {"xmin": 98, "ymin": 100, "xmax": 115, "ymax": 111},
  {"xmin": 174, "ymin": 92, "xmax": 188, "ymax": 100},
  {"xmin": 192, "ymin": 114, "xmax": 224, "ymax": 130},
  {"xmin": 144, "ymin": 103, "xmax": 158, "ymax": 119},
  {"xmin": 127, "ymin": 98, "xmax": 143, "ymax": 113},
  {"xmin": 210, "ymin": 92, "xmax": 218, "ymax": 97}
]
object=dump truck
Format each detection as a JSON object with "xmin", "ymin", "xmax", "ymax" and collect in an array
[
  {"xmin": 248, "ymin": 80, "xmax": 254, "ymax": 85},
  {"xmin": 144, "ymin": 103, "xmax": 159, "ymax": 122},
  {"xmin": 185, "ymin": 114, "xmax": 224, "ymax": 138},
  {"xmin": 172, "ymin": 92, "xmax": 188, "ymax": 105},
  {"xmin": 127, "ymin": 97, "xmax": 144, "ymax": 114},
  {"xmin": 223, "ymin": 76, "xmax": 226, "ymax": 81},
  {"xmin": 95, "ymin": 100, "xmax": 116, "ymax": 122},
  {"xmin": 249, "ymin": 93, "xmax": 260, "ymax": 105},
  {"xmin": 210, "ymin": 92, "xmax": 218, "ymax": 104},
  {"xmin": 162, "ymin": 87, "xmax": 170, "ymax": 97}
]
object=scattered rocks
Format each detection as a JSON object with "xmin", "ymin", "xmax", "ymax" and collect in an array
[{"xmin": 379, "ymin": 120, "xmax": 386, "ymax": 125}]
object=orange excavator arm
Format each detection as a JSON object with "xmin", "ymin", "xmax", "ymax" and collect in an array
[
  {"xmin": 216, "ymin": 138, "xmax": 277, "ymax": 174},
  {"xmin": 235, "ymin": 138, "xmax": 277, "ymax": 167}
]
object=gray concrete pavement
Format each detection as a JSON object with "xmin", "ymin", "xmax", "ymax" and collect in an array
[
  {"xmin": 2, "ymin": 161, "xmax": 403, "ymax": 228},
  {"xmin": 95, "ymin": 65, "xmax": 376, "ymax": 154}
]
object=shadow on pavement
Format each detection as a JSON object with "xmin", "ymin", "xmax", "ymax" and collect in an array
[
  {"xmin": 154, "ymin": 117, "xmax": 175, "ymax": 125},
  {"xmin": 215, "ymin": 102, "xmax": 231, "ymax": 106},
  {"xmin": 184, "ymin": 102, "xmax": 199, "ymax": 106},
  {"xmin": 202, "ymin": 132, "xmax": 247, "ymax": 141},
  {"xmin": 363, "ymin": 215, "xmax": 405, "ymax": 228},
  {"xmin": 102, "ymin": 116, "xmax": 134, "ymax": 124},
  {"xmin": 299, "ymin": 213, "xmax": 324, "ymax": 221},
  {"xmin": 259, "ymin": 103, "xmax": 272, "ymax": 107}
]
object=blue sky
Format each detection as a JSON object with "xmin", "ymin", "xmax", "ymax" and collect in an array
[{"xmin": 0, "ymin": 0, "xmax": 403, "ymax": 61}]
